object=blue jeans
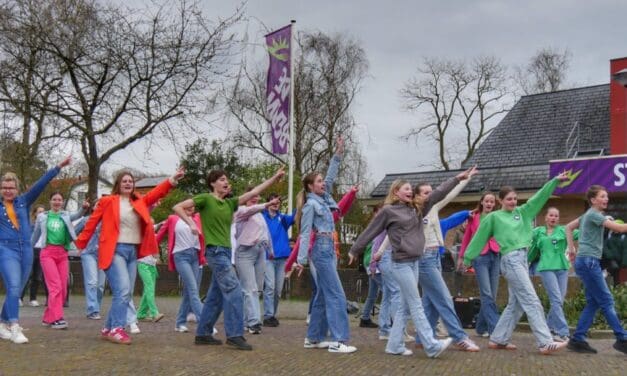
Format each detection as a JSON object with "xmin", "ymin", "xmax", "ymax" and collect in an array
[
  {"xmin": 81, "ymin": 251, "xmax": 106, "ymax": 316},
  {"xmin": 306, "ymin": 236, "xmax": 350, "ymax": 342},
  {"xmin": 235, "ymin": 242, "xmax": 266, "ymax": 327},
  {"xmin": 377, "ymin": 251, "xmax": 404, "ymax": 337},
  {"xmin": 386, "ymin": 258, "xmax": 442, "ymax": 356},
  {"xmin": 174, "ymin": 248, "xmax": 203, "ymax": 327},
  {"xmin": 0, "ymin": 241, "xmax": 33, "ymax": 323},
  {"xmin": 104, "ymin": 243, "xmax": 137, "ymax": 329},
  {"xmin": 573, "ymin": 256, "xmax": 627, "ymax": 341},
  {"xmin": 472, "ymin": 252, "xmax": 500, "ymax": 335},
  {"xmin": 361, "ymin": 273, "xmax": 381, "ymax": 320},
  {"xmin": 490, "ymin": 249, "xmax": 553, "ymax": 347},
  {"xmin": 307, "ymin": 262, "xmax": 318, "ymax": 314},
  {"xmin": 197, "ymin": 246, "xmax": 244, "ymax": 338},
  {"xmin": 263, "ymin": 257, "xmax": 287, "ymax": 319},
  {"xmin": 418, "ymin": 249, "xmax": 468, "ymax": 343},
  {"xmin": 539, "ymin": 269, "xmax": 569, "ymax": 337}
]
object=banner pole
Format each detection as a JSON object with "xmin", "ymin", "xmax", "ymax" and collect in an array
[{"xmin": 287, "ymin": 19, "xmax": 296, "ymax": 238}]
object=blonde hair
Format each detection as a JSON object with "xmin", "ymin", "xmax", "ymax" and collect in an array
[
  {"xmin": 1, "ymin": 172, "xmax": 20, "ymax": 192},
  {"xmin": 384, "ymin": 179, "xmax": 422, "ymax": 214}
]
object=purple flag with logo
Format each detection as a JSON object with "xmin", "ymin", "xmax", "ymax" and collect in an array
[
  {"xmin": 549, "ymin": 155, "xmax": 627, "ymax": 194},
  {"xmin": 266, "ymin": 25, "xmax": 291, "ymax": 155}
]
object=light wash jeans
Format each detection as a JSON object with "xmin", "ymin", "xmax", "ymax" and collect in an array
[
  {"xmin": 81, "ymin": 251, "xmax": 106, "ymax": 316},
  {"xmin": 539, "ymin": 269, "xmax": 569, "ymax": 337},
  {"xmin": 490, "ymin": 249, "xmax": 552, "ymax": 347},
  {"xmin": 174, "ymin": 248, "xmax": 203, "ymax": 327},
  {"xmin": 235, "ymin": 242, "xmax": 266, "ymax": 328},
  {"xmin": 197, "ymin": 246, "xmax": 244, "ymax": 338},
  {"xmin": 386, "ymin": 258, "xmax": 442, "ymax": 357},
  {"xmin": 472, "ymin": 252, "xmax": 500, "ymax": 335},
  {"xmin": 418, "ymin": 249, "xmax": 468, "ymax": 343},
  {"xmin": 377, "ymin": 251, "xmax": 402, "ymax": 337},
  {"xmin": 263, "ymin": 257, "xmax": 287, "ymax": 319},
  {"xmin": 104, "ymin": 243, "xmax": 137, "ymax": 329},
  {"xmin": 0, "ymin": 240, "xmax": 33, "ymax": 323},
  {"xmin": 573, "ymin": 256, "xmax": 627, "ymax": 341},
  {"xmin": 306, "ymin": 236, "xmax": 351, "ymax": 343},
  {"xmin": 361, "ymin": 273, "xmax": 381, "ymax": 320}
]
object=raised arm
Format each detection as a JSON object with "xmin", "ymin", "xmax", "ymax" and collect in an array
[
  {"xmin": 333, "ymin": 185, "xmax": 358, "ymax": 222},
  {"xmin": 324, "ymin": 137, "xmax": 344, "ymax": 192},
  {"xmin": 238, "ymin": 167, "xmax": 285, "ymax": 205},
  {"xmin": 520, "ymin": 171, "xmax": 567, "ymax": 219},
  {"xmin": 440, "ymin": 210, "xmax": 471, "ymax": 234}
]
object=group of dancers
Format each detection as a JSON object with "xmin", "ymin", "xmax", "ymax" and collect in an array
[{"xmin": 0, "ymin": 138, "xmax": 626, "ymax": 358}]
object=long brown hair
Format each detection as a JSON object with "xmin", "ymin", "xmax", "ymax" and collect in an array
[
  {"xmin": 111, "ymin": 171, "xmax": 135, "ymax": 196},
  {"xmin": 295, "ymin": 172, "xmax": 321, "ymax": 230},
  {"xmin": 474, "ymin": 191, "xmax": 498, "ymax": 213}
]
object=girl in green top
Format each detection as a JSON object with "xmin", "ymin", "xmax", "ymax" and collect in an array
[
  {"xmin": 173, "ymin": 166, "xmax": 285, "ymax": 350},
  {"xmin": 464, "ymin": 173, "xmax": 569, "ymax": 355},
  {"xmin": 528, "ymin": 207, "xmax": 577, "ymax": 342},
  {"xmin": 565, "ymin": 185, "xmax": 627, "ymax": 355}
]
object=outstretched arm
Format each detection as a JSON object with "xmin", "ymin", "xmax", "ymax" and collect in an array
[{"xmin": 238, "ymin": 167, "xmax": 285, "ymax": 205}]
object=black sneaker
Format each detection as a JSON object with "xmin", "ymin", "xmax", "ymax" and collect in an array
[
  {"xmin": 359, "ymin": 318, "xmax": 379, "ymax": 328},
  {"xmin": 567, "ymin": 339, "xmax": 597, "ymax": 354},
  {"xmin": 247, "ymin": 324, "xmax": 262, "ymax": 334},
  {"xmin": 195, "ymin": 335, "xmax": 222, "ymax": 345},
  {"xmin": 263, "ymin": 317, "xmax": 279, "ymax": 327},
  {"xmin": 613, "ymin": 339, "xmax": 627, "ymax": 354},
  {"xmin": 227, "ymin": 336, "xmax": 253, "ymax": 350},
  {"xmin": 51, "ymin": 319, "xmax": 68, "ymax": 330}
]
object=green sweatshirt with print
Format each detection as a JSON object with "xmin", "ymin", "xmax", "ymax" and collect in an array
[{"xmin": 463, "ymin": 178, "xmax": 559, "ymax": 266}]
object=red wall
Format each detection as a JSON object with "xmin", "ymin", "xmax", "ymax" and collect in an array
[{"xmin": 610, "ymin": 57, "xmax": 627, "ymax": 154}]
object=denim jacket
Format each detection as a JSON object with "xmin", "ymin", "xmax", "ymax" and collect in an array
[
  {"xmin": 297, "ymin": 154, "xmax": 341, "ymax": 265},
  {"xmin": 31, "ymin": 208, "xmax": 85, "ymax": 249},
  {"xmin": 0, "ymin": 167, "xmax": 61, "ymax": 249},
  {"xmin": 74, "ymin": 216, "xmax": 101, "ymax": 256}
]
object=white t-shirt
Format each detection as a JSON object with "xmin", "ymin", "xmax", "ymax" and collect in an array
[
  {"xmin": 118, "ymin": 197, "xmax": 141, "ymax": 244},
  {"xmin": 173, "ymin": 218, "xmax": 201, "ymax": 253}
]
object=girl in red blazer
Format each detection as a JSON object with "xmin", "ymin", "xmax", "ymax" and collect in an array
[
  {"xmin": 155, "ymin": 206, "xmax": 206, "ymax": 332},
  {"xmin": 75, "ymin": 167, "xmax": 184, "ymax": 345}
]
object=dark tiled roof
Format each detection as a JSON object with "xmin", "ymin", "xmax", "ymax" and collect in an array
[
  {"xmin": 370, "ymin": 164, "xmax": 549, "ymax": 197},
  {"xmin": 463, "ymin": 84, "xmax": 610, "ymax": 168}
]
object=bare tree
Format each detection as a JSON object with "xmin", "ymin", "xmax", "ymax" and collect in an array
[
  {"xmin": 515, "ymin": 47, "xmax": 571, "ymax": 95},
  {"xmin": 402, "ymin": 56, "xmax": 511, "ymax": 170},
  {"xmin": 225, "ymin": 30, "xmax": 369, "ymax": 187},
  {"xmin": 0, "ymin": 0, "xmax": 242, "ymax": 201},
  {"xmin": 0, "ymin": 0, "xmax": 68, "ymax": 183}
]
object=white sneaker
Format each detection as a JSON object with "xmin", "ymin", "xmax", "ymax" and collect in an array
[
  {"xmin": 435, "ymin": 321, "xmax": 448, "ymax": 337},
  {"xmin": 328, "ymin": 342, "xmax": 357, "ymax": 353},
  {"xmin": 304, "ymin": 338, "xmax": 332, "ymax": 349},
  {"xmin": 175, "ymin": 325, "xmax": 189, "ymax": 333},
  {"xmin": 385, "ymin": 348, "xmax": 413, "ymax": 356},
  {"xmin": 213, "ymin": 327, "xmax": 218, "ymax": 335},
  {"xmin": 306, "ymin": 314, "xmax": 310, "ymax": 325},
  {"xmin": 0, "ymin": 323, "xmax": 12, "ymax": 340},
  {"xmin": 29, "ymin": 300, "xmax": 40, "ymax": 307},
  {"xmin": 129, "ymin": 322, "xmax": 141, "ymax": 334},
  {"xmin": 10, "ymin": 324, "xmax": 28, "ymax": 344},
  {"xmin": 186, "ymin": 313, "xmax": 197, "ymax": 323},
  {"xmin": 429, "ymin": 338, "xmax": 453, "ymax": 358},
  {"xmin": 454, "ymin": 338, "xmax": 480, "ymax": 352},
  {"xmin": 18, "ymin": 299, "xmax": 23, "ymax": 307},
  {"xmin": 378, "ymin": 335, "xmax": 389, "ymax": 340}
]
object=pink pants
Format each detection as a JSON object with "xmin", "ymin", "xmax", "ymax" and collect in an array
[{"xmin": 40, "ymin": 245, "xmax": 69, "ymax": 323}]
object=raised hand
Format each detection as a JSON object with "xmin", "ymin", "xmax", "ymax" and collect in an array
[
  {"xmin": 57, "ymin": 155, "xmax": 72, "ymax": 168},
  {"xmin": 335, "ymin": 135, "xmax": 345, "ymax": 155},
  {"xmin": 171, "ymin": 166, "xmax": 186, "ymax": 182}
]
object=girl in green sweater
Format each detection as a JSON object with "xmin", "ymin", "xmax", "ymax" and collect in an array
[
  {"xmin": 464, "ymin": 173, "xmax": 569, "ymax": 355},
  {"xmin": 528, "ymin": 207, "xmax": 577, "ymax": 342}
]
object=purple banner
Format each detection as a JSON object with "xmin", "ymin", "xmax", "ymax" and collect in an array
[
  {"xmin": 266, "ymin": 25, "xmax": 291, "ymax": 155},
  {"xmin": 550, "ymin": 155, "xmax": 627, "ymax": 194}
]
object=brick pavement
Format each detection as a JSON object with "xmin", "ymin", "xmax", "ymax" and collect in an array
[{"xmin": 0, "ymin": 295, "xmax": 624, "ymax": 376}]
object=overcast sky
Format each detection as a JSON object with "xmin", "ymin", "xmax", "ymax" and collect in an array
[{"xmin": 110, "ymin": 0, "xmax": 627, "ymax": 188}]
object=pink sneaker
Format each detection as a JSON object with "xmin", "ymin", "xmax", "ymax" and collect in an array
[{"xmin": 107, "ymin": 327, "xmax": 132, "ymax": 345}]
